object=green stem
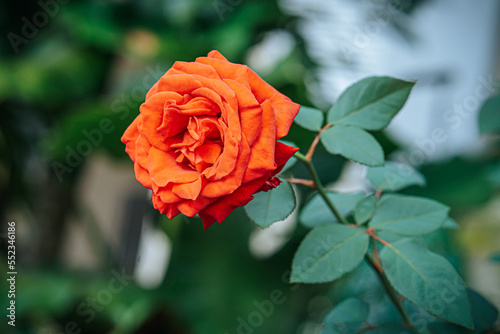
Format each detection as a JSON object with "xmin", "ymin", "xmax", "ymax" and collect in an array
[
  {"xmin": 294, "ymin": 152, "xmax": 349, "ymax": 225},
  {"xmin": 294, "ymin": 151, "xmax": 413, "ymax": 329},
  {"xmin": 365, "ymin": 252, "xmax": 412, "ymax": 327}
]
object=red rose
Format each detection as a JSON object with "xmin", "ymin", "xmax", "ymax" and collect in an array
[{"xmin": 121, "ymin": 50, "xmax": 299, "ymax": 229}]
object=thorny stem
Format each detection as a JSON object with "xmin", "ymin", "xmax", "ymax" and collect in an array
[
  {"xmin": 294, "ymin": 151, "xmax": 414, "ymax": 329},
  {"xmin": 294, "ymin": 152, "xmax": 348, "ymax": 225},
  {"xmin": 365, "ymin": 254, "xmax": 413, "ymax": 327},
  {"xmin": 369, "ymin": 236, "xmax": 383, "ymax": 272},
  {"xmin": 286, "ymin": 177, "xmax": 316, "ymax": 188},
  {"xmin": 305, "ymin": 123, "xmax": 332, "ymax": 161}
]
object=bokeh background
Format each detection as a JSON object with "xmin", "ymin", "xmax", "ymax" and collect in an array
[{"xmin": 1, "ymin": 0, "xmax": 499, "ymax": 333}]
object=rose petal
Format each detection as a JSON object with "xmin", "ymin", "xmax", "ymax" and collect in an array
[
  {"xmin": 172, "ymin": 177, "xmax": 203, "ymax": 200},
  {"xmin": 135, "ymin": 134, "xmax": 151, "ymax": 170},
  {"xmin": 157, "ymin": 102, "xmax": 191, "ymax": 138},
  {"xmin": 246, "ymin": 69, "xmax": 280, "ymax": 102},
  {"xmin": 242, "ymin": 100, "xmax": 277, "ymax": 183},
  {"xmin": 192, "ymin": 75, "xmax": 239, "ymax": 118},
  {"xmin": 165, "ymin": 204, "xmax": 181, "ymax": 219},
  {"xmin": 247, "ymin": 70, "xmax": 301, "ymax": 139},
  {"xmin": 140, "ymin": 91, "xmax": 184, "ymax": 151},
  {"xmin": 169, "ymin": 97, "xmax": 220, "ymax": 116},
  {"xmin": 121, "ymin": 116, "xmax": 140, "ymax": 161},
  {"xmin": 134, "ymin": 161, "xmax": 152, "ymax": 189},
  {"xmin": 196, "ymin": 142, "xmax": 222, "ymax": 164},
  {"xmin": 195, "ymin": 56, "xmax": 251, "ymax": 91},
  {"xmin": 268, "ymin": 96, "xmax": 301, "ymax": 139},
  {"xmin": 198, "ymin": 212, "xmax": 216, "ymax": 230},
  {"xmin": 200, "ymin": 173, "xmax": 271, "ymax": 224},
  {"xmin": 203, "ymin": 120, "xmax": 238, "ymax": 180},
  {"xmin": 201, "ymin": 134, "xmax": 250, "ymax": 197},
  {"xmin": 157, "ymin": 74, "xmax": 204, "ymax": 95},
  {"xmin": 274, "ymin": 141, "xmax": 300, "ymax": 174},
  {"xmin": 152, "ymin": 194, "xmax": 167, "ymax": 213},
  {"xmin": 176, "ymin": 196, "xmax": 216, "ymax": 217},
  {"xmin": 207, "ymin": 50, "xmax": 228, "ymax": 61},
  {"xmin": 148, "ymin": 147, "xmax": 199, "ymax": 187},
  {"xmin": 145, "ymin": 81, "xmax": 159, "ymax": 101},
  {"xmin": 172, "ymin": 61, "xmax": 221, "ymax": 80},
  {"xmin": 223, "ymin": 78, "xmax": 263, "ymax": 146},
  {"xmin": 158, "ymin": 183, "xmax": 182, "ymax": 204}
]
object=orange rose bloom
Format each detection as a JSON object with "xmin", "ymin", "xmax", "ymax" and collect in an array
[{"xmin": 121, "ymin": 50, "xmax": 300, "ymax": 229}]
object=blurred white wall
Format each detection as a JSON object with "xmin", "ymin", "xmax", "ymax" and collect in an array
[{"xmin": 281, "ymin": 0, "xmax": 500, "ymax": 161}]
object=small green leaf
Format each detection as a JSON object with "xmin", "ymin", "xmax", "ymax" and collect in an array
[
  {"xmin": 354, "ymin": 195, "xmax": 376, "ymax": 225},
  {"xmin": 469, "ymin": 289, "xmax": 499, "ymax": 332},
  {"xmin": 291, "ymin": 224, "xmax": 369, "ymax": 283},
  {"xmin": 295, "ymin": 106, "xmax": 324, "ymax": 131},
  {"xmin": 300, "ymin": 192, "xmax": 364, "ymax": 227},
  {"xmin": 321, "ymin": 125, "xmax": 384, "ymax": 166},
  {"xmin": 321, "ymin": 298, "xmax": 369, "ymax": 334},
  {"xmin": 245, "ymin": 181, "xmax": 296, "ymax": 228},
  {"xmin": 367, "ymin": 161, "xmax": 425, "ymax": 191},
  {"xmin": 380, "ymin": 238, "xmax": 473, "ymax": 329},
  {"xmin": 368, "ymin": 194, "xmax": 449, "ymax": 236},
  {"xmin": 479, "ymin": 95, "xmax": 500, "ymax": 134},
  {"xmin": 324, "ymin": 298, "xmax": 369, "ymax": 323},
  {"xmin": 442, "ymin": 218, "xmax": 459, "ymax": 230},
  {"xmin": 327, "ymin": 76, "xmax": 415, "ymax": 130}
]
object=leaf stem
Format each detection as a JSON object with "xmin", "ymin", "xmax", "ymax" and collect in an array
[
  {"xmin": 305, "ymin": 123, "xmax": 331, "ymax": 161},
  {"xmin": 365, "ymin": 254, "xmax": 413, "ymax": 327},
  {"xmin": 294, "ymin": 152, "xmax": 348, "ymax": 225},
  {"xmin": 286, "ymin": 177, "xmax": 316, "ymax": 188},
  {"xmin": 295, "ymin": 151, "xmax": 414, "ymax": 329}
]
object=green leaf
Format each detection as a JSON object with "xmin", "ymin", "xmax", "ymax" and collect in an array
[
  {"xmin": 479, "ymin": 95, "xmax": 500, "ymax": 134},
  {"xmin": 327, "ymin": 76, "xmax": 415, "ymax": 130},
  {"xmin": 300, "ymin": 192, "xmax": 364, "ymax": 227},
  {"xmin": 427, "ymin": 322, "xmax": 466, "ymax": 334},
  {"xmin": 469, "ymin": 289, "xmax": 499, "ymax": 332},
  {"xmin": 321, "ymin": 125, "xmax": 384, "ymax": 166},
  {"xmin": 291, "ymin": 224, "xmax": 369, "ymax": 283},
  {"xmin": 380, "ymin": 238, "xmax": 473, "ymax": 329},
  {"xmin": 244, "ymin": 181, "xmax": 296, "ymax": 229},
  {"xmin": 295, "ymin": 106, "xmax": 324, "ymax": 131},
  {"xmin": 354, "ymin": 195, "xmax": 376, "ymax": 225},
  {"xmin": 321, "ymin": 298, "xmax": 369, "ymax": 334},
  {"xmin": 442, "ymin": 218, "xmax": 459, "ymax": 230},
  {"xmin": 367, "ymin": 161, "xmax": 425, "ymax": 191},
  {"xmin": 368, "ymin": 194, "xmax": 449, "ymax": 236}
]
